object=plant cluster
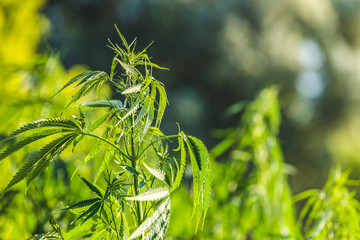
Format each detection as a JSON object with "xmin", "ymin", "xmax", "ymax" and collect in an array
[
  {"xmin": 2, "ymin": 26, "xmax": 360, "ymax": 240},
  {"xmin": 0, "ymin": 27, "xmax": 211, "ymax": 239}
]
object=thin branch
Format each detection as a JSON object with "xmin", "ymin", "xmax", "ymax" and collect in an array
[
  {"xmin": 82, "ymin": 132, "xmax": 131, "ymax": 161},
  {"xmin": 137, "ymin": 135, "xmax": 179, "ymax": 159}
]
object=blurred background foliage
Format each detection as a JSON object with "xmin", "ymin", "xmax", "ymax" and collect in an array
[
  {"xmin": 2, "ymin": 0, "xmax": 360, "ymax": 239},
  {"xmin": 41, "ymin": 0, "xmax": 360, "ymax": 192}
]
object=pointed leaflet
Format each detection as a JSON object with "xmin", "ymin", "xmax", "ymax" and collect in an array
[
  {"xmin": 79, "ymin": 175, "xmax": 103, "ymax": 198},
  {"xmin": 140, "ymin": 100, "xmax": 154, "ymax": 141},
  {"xmin": 122, "ymin": 84, "xmax": 143, "ymax": 95},
  {"xmin": 115, "ymin": 160, "xmax": 140, "ymax": 176},
  {"xmin": 134, "ymin": 96, "xmax": 150, "ymax": 126},
  {"xmin": 171, "ymin": 132, "xmax": 186, "ymax": 191},
  {"xmin": 110, "ymin": 53, "xmax": 120, "ymax": 80},
  {"xmin": 71, "ymin": 140, "xmax": 104, "ymax": 181},
  {"xmin": 51, "ymin": 71, "xmax": 96, "ymax": 98},
  {"xmin": 87, "ymin": 110, "xmax": 115, "ymax": 133},
  {"xmin": 187, "ymin": 140, "xmax": 201, "ymax": 224},
  {"xmin": 115, "ymin": 24, "xmax": 130, "ymax": 52},
  {"xmin": 94, "ymin": 147, "xmax": 115, "ymax": 184},
  {"xmin": 63, "ymin": 218, "xmax": 106, "ymax": 239},
  {"xmin": 70, "ymin": 201, "xmax": 102, "ymax": 225},
  {"xmin": 115, "ymin": 58, "xmax": 139, "ymax": 76},
  {"xmin": 143, "ymin": 162, "xmax": 169, "ymax": 185},
  {"xmin": 79, "ymin": 100, "xmax": 123, "ymax": 110},
  {"xmin": 1, "ymin": 133, "xmax": 78, "ymax": 197},
  {"xmin": 67, "ymin": 76, "xmax": 108, "ymax": 107},
  {"xmin": 142, "ymin": 199, "xmax": 170, "ymax": 240},
  {"xmin": 79, "ymin": 201, "xmax": 103, "ymax": 225},
  {"xmin": 26, "ymin": 133, "xmax": 78, "ymax": 185},
  {"xmin": 74, "ymin": 71, "xmax": 108, "ymax": 88},
  {"xmin": 64, "ymin": 198, "xmax": 102, "ymax": 210},
  {"xmin": 0, "ymin": 129, "xmax": 66, "ymax": 162},
  {"xmin": 72, "ymin": 115, "xmax": 116, "ymax": 180},
  {"xmin": 135, "ymin": 61, "xmax": 169, "ymax": 70},
  {"xmin": 140, "ymin": 87, "xmax": 155, "ymax": 141},
  {"xmin": 2, "ymin": 118, "xmax": 81, "ymax": 141},
  {"xmin": 49, "ymin": 216, "xmax": 62, "ymax": 236},
  {"xmin": 116, "ymin": 97, "xmax": 143, "ymax": 127},
  {"xmin": 128, "ymin": 198, "xmax": 170, "ymax": 240},
  {"xmin": 186, "ymin": 135, "xmax": 212, "ymax": 231},
  {"xmin": 153, "ymin": 81, "xmax": 168, "ymax": 127},
  {"xmin": 88, "ymin": 228, "xmax": 107, "ymax": 240},
  {"xmin": 187, "ymin": 136, "xmax": 202, "ymax": 170},
  {"xmin": 127, "ymin": 187, "xmax": 169, "ymax": 201}
]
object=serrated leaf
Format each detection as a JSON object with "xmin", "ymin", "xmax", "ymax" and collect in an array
[
  {"xmin": 72, "ymin": 140, "xmax": 104, "ymax": 181},
  {"xmin": 2, "ymin": 118, "xmax": 80, "ymax": 141},
  {"xmin": 148, "ymin": 127, "xmax": 165, "ymax": 137},
  {"xmin": 26, "ymin": 133, "xmax": 77, "ymax": 185},
  {"xmin": 0, "ymin": 128, "xmax": 66, "ymax": 162},
  {"xmin": 87, "ymin": 110, "xmax": 115, "ymax": 133},
  {"xmin": 64, "ymin": 198, "xmax": 102, "ymax": 210},
  {"xmin": 171, "ymin": 132, "xmax": 186, "ymax": 191},
  {"xmin": 89, "ymin": 228, "xmax": 108, "ymax": 240},
  {"xmin": 49, "ymin": 216, "xmax": 61, "ymax": 235},
  {"xmin": 143, "ymin": 162, "xmax": 169, "ymax": 185},
  {"xmin": 116, "ymin": 161, "xmax": 140, "ymax": 176},
  {"xmin": 122, "ymin": 84, "xmax": 143, "ymax": 95},
  {"xmin": 140, "ymin": 98, "xmax": 154, "ymax": 141},
  {"xmin": 79, "ymin": 175, "xmax": 103, "ymax": 198},
  {"xmin": 138, "ymin": 179, "xmax": 146, "ymax": 189},
  {"xmin": 154, "ymin": 82, "xmax": 168, "ymax": 127},
  {"xmin": 115, "ymin": 24, "xmax": 130, "ymax": 52},
  {"xmin": 67, "ymin": 80, "xmax": 100, "ymax": 107},
  {"xmin": 81, "ymin": 202, "xmax": 103, "ymax": 225},
  {"xmin": 186, "ymin": 135, "xmax": 212, "ymax": 231},
  {"xmin": 79, "ymin": 100, "xmax": 123, "ymax": 110},
  {"xmin": 1, "ymin": 133, "xmax": 78, "ymax": 197},
  {"xmin": 135, "ymin": 61, "xmax": 169, "ymax": 70},
  {"xmin": 115, "ymin": 58, "xmax": 139, "ymax": 76},
  {"xmin": 110, "ymin": 53, "xmax": 120, "ymax": 80},
  {"xmin": 187, "ymin": 136, "xmax": 202, "ymax": 171},
  {"xmin": 142, "ymin": 200, "xmax": 170, "ymax": 240},
  {"xmin": 128, "ymin": 198, "xmax": 170, "ymax": 240},
  {"xmin": 51, "ymin": 71, "xmax": 95, "ymax": 98},
  {"xmin": 71, "ymin": 201, "xmax": 102, "ymax": 225},
  {"xmin": 74, "ymin": 71, "xmax": 108, "ymax": 88},
  {"xmin": 117, "ymin": 97, "xmax": 143, "ymax": 126},
  {"xmin": 94, "ymin": 147, "xmax": 114, "ymax": 184},
  {"xmin": 64, "ymin": 217, "xmax": 105, "ymax": 239},
  {"xmin": 127, "ymin": 187, "xmax": 169, "ymax": 201},
  {"xmin": 134, "ymin": 97, "xmax": 150, "ymax": 126}
]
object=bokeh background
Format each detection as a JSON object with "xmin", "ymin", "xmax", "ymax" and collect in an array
[
  {"xmin": 42, "ymin": 0, "xmax": 360, "ymax": 192},
  {"xmin": 2, "ymin": 0, "xmax": 360, "ymax": 238}
]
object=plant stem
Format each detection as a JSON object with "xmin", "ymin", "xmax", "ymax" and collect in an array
[
  {"xmin": 108, "ymin": 201, "xmax": 121, "ymax": 240},
  {"xmin": 82, "ymin": 132, "xmax": 131, "ymax": 160},
  {"xmin": 130, "ymin": 115, "xmax": 142, "ymax": 228},
  {"xmin": 137, "ymin": 135, "xmax": 179, "ymax": 159}
]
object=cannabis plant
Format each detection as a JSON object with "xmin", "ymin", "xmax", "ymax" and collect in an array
[
  {"xmin": 0, "ymin": 27, "xmax": 211, "ymax": 239},
  {"xmin": 294, "ymin": 166, "xmax": 360, "ymax": 239},
  {"xmin": 203, "ymin": 87, "xmax": 301, "ymax": 239}
]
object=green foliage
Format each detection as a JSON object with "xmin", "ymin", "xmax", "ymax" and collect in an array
[
  {"xmin": 0, "ymin": 27, "xmax": 211, "ymax": 239},
  {"xmin": 294, "ymin": 166, "xmax": 360, "ymax": 239},
  {"xmin": 200, "ymin": 87, "xmax": 301, "ymax": 239}
]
